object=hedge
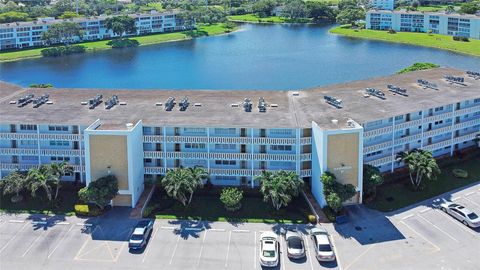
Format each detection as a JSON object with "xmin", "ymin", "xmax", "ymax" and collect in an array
[{"xmin": 41, "ymin": 45, "xmax": 86, "ymax": 57}]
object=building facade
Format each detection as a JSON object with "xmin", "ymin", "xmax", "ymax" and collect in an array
[
  {"xmin": 0, "ymin": 11, "xmax": 193, "ymax": 51},
  {"xmin": 0, "ymin": 68, "xmax": 479, "ymax": 208},
  {"xmin": 370, "ymin": 0, "xmax": 395, "ymax": 11},
  {"xmin": 366, "ymin": 10, "xmax": 480, "ymax": 39}
]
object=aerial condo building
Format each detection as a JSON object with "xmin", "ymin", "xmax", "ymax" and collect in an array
[{"xmin": 0, "ymin": 68, "xmax": 479, "ymax": 208}]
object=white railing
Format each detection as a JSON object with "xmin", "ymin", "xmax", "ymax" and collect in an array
[
  {"xmin": 300, "ymin": 137, "xmax": 311, "ymax": 145},
  {"xmin": 143, "ymin": 135, "xmax": 298, "ymax": 145},
  {"xmin": 0, "ymin": 148, "xmax": 38, "ymax": 155},
  {"xmin": 143, "ymin": 167, "xmax": 312, "ymax": 177},
  {"xmin": 363, "ymin": 141, "xmax": 392, "ymax": 154},
  {"xmin": 365, "ymin": 155, "xmax": 394, "ymax": 167},
  {"xmin": 423, "ymin": 139, "xmax": 452, "ymax": 152},
  {"xmin": 0, "ymin": 133, "xmax": 81, "ymax": 141},
  {"xmin": 453, "ymin": 132, "xmax": 478, "ymax": 144},
  {"xmin": 0, "ymin": 163, "xmax": 84, "ymax": 172},
  {"xmin": 143, "ymin": 151, "xmax": 302, "ymax": 161},
  {"xmin": 454, "ymin": 105, "xmax": 480, "ymax": 117},
  {"xmin": 364, "ymin": 126, "xmax": 393, "ymax": 138}
]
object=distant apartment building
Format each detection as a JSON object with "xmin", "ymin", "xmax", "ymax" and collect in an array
[
  {"xmin": 370, "ymin": 0, "xmax": 395, "ymax": 11},
  {"xmin": 0, "ymin": 11, "xmax": 194, "ymax": 51},
  {"xmin": 1, "ymin": 68, "xmax": 479, "ymax": 208},
  {"xmin": 366, "ymin": 10, "xmax": 480, "ymax": 39}
]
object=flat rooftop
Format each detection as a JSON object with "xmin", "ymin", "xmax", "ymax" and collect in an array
[
  {"xmin": 0, "ymin": 68, "xmax": 479, "ymax": 130},
  {"xmin": 368, "ymin": 10, "xmax": 480, "ymax": 19}
]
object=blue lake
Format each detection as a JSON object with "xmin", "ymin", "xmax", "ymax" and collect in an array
[{"xmin": 1, "ymin": 23, "xmax": 479, "ymax": 90}]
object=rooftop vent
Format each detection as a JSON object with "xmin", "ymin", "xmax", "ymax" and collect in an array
[
  {"xmin": 324, "ymin": 95, "xmax": 343, "ymax": 109},
  {"xmin": 33, "ymin": 94, "xmax": 49, "ymax": 108},
  {"xmin": 243, "ymin": 98, "xmax": 252, "ymax": 112},
  {"xmin": 292, "ymin": 91, "xmax": 300, "ymax": 96},
  {"xmin": 258, "ymin": 97, "xmax": 267, "ymax": 113},
  {"xmin": 126, "ymin": 123, "xmax": 133, "ymax": 129},
  {"xmin": 387, "ymin": 84, "xmax": 408, "ymax": 96},
  {"xmin": 105, "ymin": 95, "xmax": 118, "ymax": 110},
  {"xmin": 155, "ymin": 102, "xmax": 163, "ymax": 106},
  {"xmin": 230, "ymin": 103, "xmax": 239, "ymax": 108},
  {"xmin": 165, "ymin": 97, "xmax": 175, "ymax": 111},
  {"xmin": 444, "ymin": 75, "xmax": 465, "ymax": 85},
  {"xmin": 88, "ymin": 94, "xmax": 103, "ymax": 109},
  {"xmin": 417, "ymin": 79, "xmax": 438, "ymax": 90},
  {"xmin": 194, "ymin": 103, "xmax": 202, "ymax": 107},
  {"xmin": 17, "ymin": 94, "xmax": 34, "ymax": 107},
  {"xmin": 466, "ymin": 70, "xmax": 480, "ymax": 79},
  {"xmin": 365, "ymin": 88, "xmax": 386, "ymax": 100},
  {"xmin": 347, "ymin": 119, "xmax": 356, "ymax": 128},
  {"xmin": 331, "ymin": 119, "xmax": 339, "ymax": 125},
  {"xmin": 270, "ymin": 104, "xmax": 278, "ymax": 108},
  {"xmin": 179, "ymin": 96, "xmax": 189, "ymax": 111}
]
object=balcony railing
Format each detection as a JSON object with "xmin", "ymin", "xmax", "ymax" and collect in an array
[
  {"xmin": 143, "ymin": 151, "xmax": 311, "ymax": 161},
  {"xmin": 0, "ymin": 148, "xmax": 83, "ymax": 157},
  {"xmin": 0, "ymin": 133, "xmax": 82, "ymax": 141},
  {"xmin": 144, "ymin": 167, "xmax": 312, "ymax": 177},
  {"xmin": 0, "ymin": 163, "xmax": 84, "ymax": 172},
  {"xmin": 143, "ymin": 135, "xmax": 299, "ymax": 145}
]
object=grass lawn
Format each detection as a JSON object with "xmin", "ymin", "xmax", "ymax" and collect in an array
[
  {"xmin": 0, "ymin": 23, "xmax": 235, "ymax": 63},
  {"xmin": 0, "ymin": 185, "xmax": 80, "ymax": 216},
  {"xmin": 329, "ymin": 26, "xmax": 480, "ymax": 57},
  {"xmin": 367, "ymin": 155, "xmax": 480, "ymax": 212},
  {"xmin": 147, "ymin": 191, "xmax": 312, "ymax": 224},
  {"xmin": 228, "ymin": 14, "xmax": 311, "ymax": 24}
]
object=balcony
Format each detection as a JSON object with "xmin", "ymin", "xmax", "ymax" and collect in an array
[
  {"xmin": 0, "ymin": 163, "xmax": 84, "ymax": 172},
  {"xmin": 143, "ymin": 167, "xmax": 312, "ymax": 177},
  {"xmin": 0, "ymin": 133, "xmax": 82, "ymax": 141},
  {"xmin": 143, "ymin": 151, "xmax": 311, "ymax": 161}
]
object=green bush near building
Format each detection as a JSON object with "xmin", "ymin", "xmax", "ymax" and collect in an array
[
  {"xmin": 107, "ymin": 38, "xmax": 140, "ymax": 48},
  {"xmin": 41, "ymin": 45, "xmax": 86, "ymax": 57}
]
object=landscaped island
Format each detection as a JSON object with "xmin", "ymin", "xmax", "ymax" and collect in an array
[
  {"xmin": 0, "ymin": 23, "xmax": 236, "ymax": 63},
  {"xmin": 329, "ymin": 25, "xmax": 480, "ymax": 57}
]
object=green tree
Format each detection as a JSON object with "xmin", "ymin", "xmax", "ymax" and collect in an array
[
  {"xmin": 258, "ymin": 170, "xmax": 304, "ymax": 210},
  {"xmin": 26, "ymin": 165, "xmax": 54, "ymax": 203},
  {"xmin": 42, "ymin": 22, "xmax": 83, "ymax": 45},
  {"xmin": 220, "ymin": 187, "xmax": 243, "ymax": 211},
  {"xmin": 252, "ymin": 0, "xmax": 277, "ymax": 17},
  {"xmin": 105, "ymin": 15, "xmax": 137, "ymax": 38},
  {"xmin": 0, "ymin": 171, "xmax": 26, "ymax": 203},
  {"xmin": 0, "ymin": 11, "xmax": 29, "ymax": 23},
  {"xmin": 59, "ymin": 11, "xmax": 81, "ymax": 19},
  {"xmin": 362, "ymin": 164, "xmax": 383, "ymax": 200},
  {"xmin": 320, "ymin": 171, "xmax": 356, "ymax": 213},
  {"xmin": 306, "ymin": 1, "xmax": 337, "ymax": 22},
  {"xmin": 338, "ymin": 0, "xmax": 358, "ymax": 11},
  {"xmin": 397, "ymin": 149, "xmax": 441, "ymax": 190},
  {"xmin": 336, "ymin": 8, "xmax": 365, "ymax": 26},
  {"xmin": 161, "ymin": 167, "xmax": 204, "ymax": 206},
  {"xmin": 460, "ymin": 2, "xmax": 479, "ymax": 14},
  {"xmin": 445, "ymin": 5, "xmax": 455, "ymax": 13},
  {"xmin": 48, "ymin": 162, "xmax": 73, "ymax": 201},
  {"xmin": 326, "ymin": 193, "xmax": 342, "ymax": 213},
  {"xmin": 78, "ymin": 175, "xmax": 119, "ymax": 210},
  {"xmin": 282, "ymin": 0, "xmax": 307, "ymax": 20}
]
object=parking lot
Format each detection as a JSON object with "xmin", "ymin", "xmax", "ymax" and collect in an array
[
  {"xmin": 324, "ymin": 182, "xmax": 480, "ymax": 270},
  {"xmin": 1, "ymin": 183, "xmax": 479, "ymax": 270},
  {"xmin": 0, "ymin": 211, "xmax": 336, "ymax": 270}
]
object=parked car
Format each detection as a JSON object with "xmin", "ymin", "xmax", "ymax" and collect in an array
[
  {"xmin": 128, "ymin": 220, "xmax": 154, "ymax": 250},
  {"xmin": 310, "ymin": 227, "xmax": 335, "ymax": 262},
  {"xmin": 439, "ymin": 201, "xmax": 480, "ymax": 228},
  {"xmin": 285, "ymin": 230, "xmax": 306, "ymax": 259},
  {"xmin": 259, "ymin": 231, "xmax": 279, "ymax": 267}
]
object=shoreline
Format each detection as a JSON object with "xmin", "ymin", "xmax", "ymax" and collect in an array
[
  {"xmin": 329, "ymin": 26, "xmax": 480, "ymax": 57},
  {"xmin": 0, "ymin": 23, "xmax": 239, "ymax": 63}
]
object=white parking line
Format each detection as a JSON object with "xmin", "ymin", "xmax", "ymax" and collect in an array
[
  {"xmin": 196, "ymin": 230, "xmax": 208, "ymax": 266},
  {"xmin": 303, "ymin": 234, "xmax": 315, "ymax": 270},
  {"xmin": 48, "ymin": 224, "xmax": 75, "ymax": 258},
  {"xmin": 32, "ymin": 221, "xmax": 48, "ymax": 225},
  {"xmin": 232, "ymin": 229, "xmax": 250, "ymax": 233},
  {"xmin": 463, "ymin": 196, "xmax": 480, "ymax": 207},
  {"xmin": 21, "ymin": 229, "xmax": 46, "ymax": 257},
  {"xmin": 417, "ymin": 214, "xmax": 459, "ymax": 243},
  {"xmin": 280, "ymin": 236, "xmax": 286, "ymax": 270},
  {"xmin": 452, "ymin": 197, "xmax": 461, "ymax": 201},
  {"xmin": 254, "ymin": 231, "xmax": 257, "ymax": 269},
  {"xmin": 160, "ymin": 226, "xmax": 175, "ymax": 230},
  {"xmin": 0, "ymin": 222, "xmax": 29, "ymax": 254},
  {"xmin": 142, "ymin": 226, "xmax": 160, "ymax": 263},
  {"xmin": 401, "ymin": 214, "xmax": 414, "ymax": 220},
  {"xmin": 420, "ymin": 208, "xmax": 431, "ymax": 213},
  {"xmin": 56, "ymin": 222, "xmax": 70, "ymax": 225},
  {"xmin": 184, "ymin": 227, "xmax": 203, "ymax": 231},
  {"xmin": 225, "ymin": 231, "xmax": 232, "ymax": 267},
  {"xmin": 9, "ymin": 220, "xmax": 25, "ymax": 223},
  {"xmin": 399, "ymin": 220, "xmax": 440, "ymax": 251},
  {"xmin": 169, "ymin": 235, "xmax": 180, "ymax": 265},
  {"xmin": 208, "ymin": 228, "xmax": 225, "ymax": 232},
  {"xmin": 465, "ymin": 191, "xmax": 475, "ymax": 196},
  {"xmin": 329, "ymin": 233, "xmax": 343, "ymax": 270}
]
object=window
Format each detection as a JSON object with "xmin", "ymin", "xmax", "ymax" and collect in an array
[
  {"xmin": 49, "ymin": 141, "xmax": 69, "ymax": 146},
  {"xmin": 394, "ymin": 115, "xmax": 404, "ymax": 121},
  {"xmin": 366, "ymin": 150, "xmax": 382, "ymax": 157},
  {"xmin": 367, "ymin": 120, "xmax": 383, "ymax": 127},
  {"xmin": 215, "ymin": 160, "xmax": 236, "ymax": 165},
  {"xmin": 20, "ymin": 124, "xmax": 36, "ymax": 131},
  {"xmin": 21, "ymin": 156, "xmax": 38, "ymax": 161},
  {"xmin": 214, "ymin": 128, "xmax": 236, "ymax": 135},
  {"xmin": 269, "ymin": 129, "xmax": 292, "ymax": 136},
  {"xmin": 20, "ymin": 140, "xmax": 36, "ymax": 146},
  {"xmin": 184, "ymin": 143, "xmax": 205, "ymax": 149},
  {"xmin": 434, "ymin": 120, "xmax": 444, "ymax": 125},
  {"xmin": 215, "ymin": 176, "xmax": 236, "ymax": 181},
  {"xmin": 270, "ymin": 145, "xmax": 292, "ymax": 151},
  {"xmin": 214, "ymin": 144, "xmax": 236, "ymax": 150},
  {"xmin": 50, "ymin": 156, "xmax": 70, "ymax": 162},
  {"xmin": 270, "ymin": 161, "xmax": 295, "ymax": 168},
  {"xmin": 474, "ymin": 98, "xmax": 480, "ymax": 104},
  {"xmin": 182, "ymin": 128, "xmax": 206, "ymax": 134},
  {"xmin": 434, "ymin": 106, "xmax": 444, "ymax": 112},
  {"xmin": 48, "ymin": 125, "xmax": 68, "ymax": 131}
]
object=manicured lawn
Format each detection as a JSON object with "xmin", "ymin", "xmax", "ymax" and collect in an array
[
  {"xmin": 0, "ymin": 23, "xmax": 235, "ymax": 62},
  {"xmin": 228, "ymin": 14, "xmax": 311, "ymax": 24},
  {"xmin": 329, "ymin": 26, "xmax": 480, "ymax": 57},
  {"xmin": 367, "ymin": 156, "xmax": 480, "ymax": 212},
  {"xmin": 146, "ymin": 191, "xmax": 312, "ymax": 224},
  {"xmin": 0, "ymin": 185, "xmax": 80, "ymax": 215}
]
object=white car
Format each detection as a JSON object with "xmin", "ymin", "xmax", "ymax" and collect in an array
[
  {"xmin": 285, "ymin": 230, "xmax": 306, "ymax": 259},
  {"xmin": 259, "ymin": 232, "xmax": 279, "ymax": 267},
  {"xmin": 439, "ymin": 201, "xmax": 480, "ymax": 228},
  {"xmin": 310, "ymin": 227, "xmax": 336, "ymax": 262}
]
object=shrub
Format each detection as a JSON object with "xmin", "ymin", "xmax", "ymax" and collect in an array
[
  {"xmin": 452, "ymin": 169, "xmax": 468, "ymax": 178},
  {"xmin": 142, "ymin": 205, "xmax": 157, "ymax": 217},
  {"xmin": 74, "ymin": 204, "xmax": 89, "ymax": 215},
  {"xmin": 220, "ymin": 187, "xmax": 243, "ymax": 212},
  {"xmin": 388, "ymin": 29, "xmax": 396, "ymax": 34},
  {"xmin": 41, "ymin": 45, "xmax": 86, "ymax": 57},
  {"xmin": 308, "ymin": 214, "xmax": 317, "ymax": 223},
  {"xmin": 106, "ymin": 38, "xmax": 140, "ymax": 48},
  {"xmin": 453, "ymin": 36, "xmax": 469, "ymax": 42},
  {"xmin": 29, "ymin": 84, "xmax": 53, "ymax": 88},
  {"xmin": 398, "ymin": 62, "xmax": 440, "ymax": 74}
]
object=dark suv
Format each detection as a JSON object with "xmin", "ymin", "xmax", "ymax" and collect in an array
[{"xmin": 128, "ymin": 220, "xmax": 154, "ymax": 250}]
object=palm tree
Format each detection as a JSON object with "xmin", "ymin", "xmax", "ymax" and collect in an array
[
  {"xmin": 258, "ymin": 170, "xmax": 304, "ymax": 210},
  {"xmin": 161, "ymin": 167, "xmax": 204, "ymax": 206},
  {"xmin": 26, "ymin": 165, "xmax": 54, "ymax": 203},
  {"xmin": 1, "ymin": 171, "xmax": 26, "ymax": 203},
  {"xmin": 398, "ymin": 149, "xmax": 441, "ymax": 190},
  {"xmin": 49, "ymin": 162, "xmax": 73, "ymax": 201},
  {"xmin": 187, "ymin": 166, "xmax": 208, "ymax": 204}
]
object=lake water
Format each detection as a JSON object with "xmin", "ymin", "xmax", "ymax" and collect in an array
[{"xmin": 1, "ymin": 23, "xmax": 479, "ymax": 90}]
